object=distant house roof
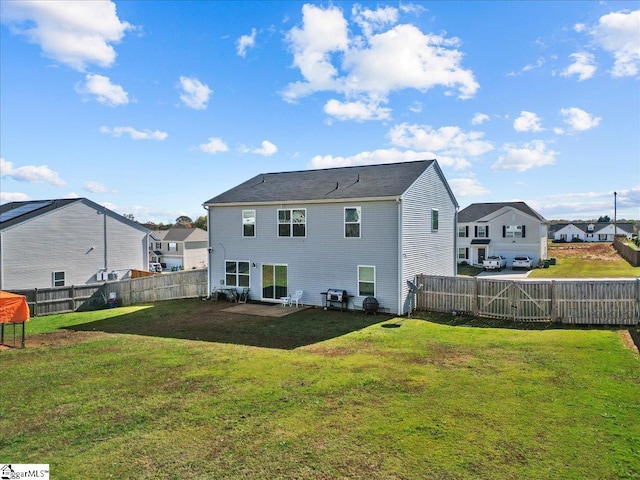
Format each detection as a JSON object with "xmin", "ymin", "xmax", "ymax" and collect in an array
[
  {"xmin": 203, "ymin": 160, "xmax": 456, "ymax": 206},
  {"xmin": 152, "ymin": 228, "xmax": 207, "ymax": 242},
  {"xmin": 458, "ymin": 202, "xmax": 547, "ymax": 223},
  {"xmin": 550, "ymin": 222, "xmax": 634, "ymax": 234},
  {"xmin": 0, "ymin": 198, "xmax": 148, "ymax": 233}
]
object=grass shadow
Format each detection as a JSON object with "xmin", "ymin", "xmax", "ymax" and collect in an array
[{"xmin": 67, "ymin": 299, "xmax": 394, "ymax": 350}]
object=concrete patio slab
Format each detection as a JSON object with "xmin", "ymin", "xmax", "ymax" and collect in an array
[{"xmin": 222, "ymin": 303, "xmax": 312, "ymax": 317}]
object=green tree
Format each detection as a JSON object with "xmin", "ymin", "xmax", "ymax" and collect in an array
[
  {"xmin": 193, "ymin": 215, "xmax": 207, "ymax": 230},
  {"xmin": 597, "ymin": 215, "xmax": 611, "ymax": 223},
  {"xmin": 175, "ymin": 215, "xmax": 193, "ymax": 228}
]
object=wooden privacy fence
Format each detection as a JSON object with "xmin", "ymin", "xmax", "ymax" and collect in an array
[
  {"xmin": 415, "ymin": 275, "xmax": 640, "ymax": 326},
  {"xmin": 10, "ymin": 269, "xmax": 208, "ymax": 317}
]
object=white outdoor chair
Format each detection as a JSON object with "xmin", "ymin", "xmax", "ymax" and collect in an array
[
  {"xmin": 289, "ymin": 290, "xmax": 303, "ymax": 307},
  {"xmin": 280, "ymin": 295, "xmax": 291, "ymax": 307}
]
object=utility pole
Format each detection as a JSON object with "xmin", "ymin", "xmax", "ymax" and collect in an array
[{"xmin": 614, "ymin": 191, "xmax": 617, "ymax": 241}]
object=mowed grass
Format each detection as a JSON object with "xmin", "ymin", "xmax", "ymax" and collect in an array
[
  {"xmin": 531, "ymin": 242, "xmax": 640, "ymax": 278},
  {"xmin": 1, "ymin": 299, "xmax": 639, "ymax": 479}
]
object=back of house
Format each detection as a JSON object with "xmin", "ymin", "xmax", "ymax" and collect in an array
[{"xmin": 203, "ymin": 160, "xmax": 458, "ymax": 315}]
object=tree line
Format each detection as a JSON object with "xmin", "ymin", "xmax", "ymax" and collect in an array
[{"xmin": 122, "ymin": 214, "xmax": 207, "ymax": 231}]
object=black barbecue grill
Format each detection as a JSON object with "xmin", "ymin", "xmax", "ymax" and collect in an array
[{"xmin": 322, "ymin": 289, "xmax": 349, "ymax": 311}]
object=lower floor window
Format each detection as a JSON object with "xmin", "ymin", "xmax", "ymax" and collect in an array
[
  {"xmin": 226, "ymin": 261, "xmax": 250, "ymax": 287},
  {"xmin": 53, "ymin": 271, "xmax": 65, "ymax": 287},
  {"xmin": 358, "ymin": 265, "xmax": 375, "ymax": 297},
  {"xmin": 457, "ymin": 248, "xmax": 468, "ymax": 260}
]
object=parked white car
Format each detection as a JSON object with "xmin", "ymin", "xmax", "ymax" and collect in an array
[
  {"xmin": 512, "ymin": 256, "xmax": 533, "ymax": 270},
  {"xmin": 482, "ymin": 255, "xmax": 507, "ymax": 271}
]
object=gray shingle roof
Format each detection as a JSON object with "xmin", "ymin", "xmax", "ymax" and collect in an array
[
  {"xmin": 204, "ymin": 160, "xmax": 437, "ymax": 205},
  {"xmin": 458, "ymin": 202, "xmax": 547, "ymax": 223}
]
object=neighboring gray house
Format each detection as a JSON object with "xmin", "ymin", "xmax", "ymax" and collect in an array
[
  {"xmin": 550, "ymin": 222, "xmax": 634, "ymax": 242},
  {"xmin": 203, "ymin": 160, "xmax": 458, "ymax": 315},
  {"xmin": 457, "ymin": 202, "xmax": 548, "ymax": 267},
  {"xmin": 0, "ymin": 198, "xmax": 150, "ymax": 290},
  {"xmin": 149, "ymin": 228, "xmax": 208, "ymax": 270}
]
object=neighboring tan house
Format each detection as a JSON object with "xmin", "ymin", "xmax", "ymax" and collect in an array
[
  {"xmin": 150, "ymin": 228, "xmax": 208, "ymax": 270},
  {"xmin": 457, "ymin": 202, "xmax": 548, "ymax": 267},
  {"xmin": 551, "ymin": 222, "xmax": 634, "ymax": 242},
  {"xmin": 203, "ymin": 160, "xmax": 458, "ymax": 315},
  {"xmin": 0, "ymin": 198, "xmax": 150, "ymax": 290}
]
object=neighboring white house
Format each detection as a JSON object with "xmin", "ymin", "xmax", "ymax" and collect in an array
[
  {"xmin": 551, "ymin": 222, "xmax": 634, "ymax": 242},
  {"xmin": 457, "ymin": 202, "xmax": 548, "ymax": 267},
  {"xmin": 0, "ymin": 198, "xmax": 150, "ymax": 290},
  {"xmin": 203, "ymin": 160, "xmax": 458, "ymax": 315},
  {"xmin": 149, "ymin": 228, "xmax": 208, "ymax": 270}
]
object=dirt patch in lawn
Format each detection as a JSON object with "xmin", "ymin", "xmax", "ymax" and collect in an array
[{"xmin": 548, "ymin": 242, "xmax": 622, "ymax": 262}]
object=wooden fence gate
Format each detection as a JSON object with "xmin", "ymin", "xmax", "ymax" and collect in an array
[{"xmin": 477, "ymin": 280, "xmax": 552, "ymax": 321}]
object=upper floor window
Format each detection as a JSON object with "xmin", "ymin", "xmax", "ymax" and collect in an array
[
  {"xmin": 458, "ymin": 226, "xmax": 468, "ymax": 237},
  {"xmin": 476, "ymin": 225, "xmax": 488, "ymax": 238},
  {"xmin": 243, "ymin": 210, "xmax": 256, "ymax": 237},
  {"xmin": 53, "ymin": 271, "xmax": 65, "ymax": 287},
  {"xmin": 278, "ymin": 209, "xmax": 306, "ymax": 237},
  {"xmin": 168, "ymin": 242, "xmax": 178, "ymax": 251},
  {"xmin": 431, "ymin": 209, "xmax": 439, "ymax": 231},
  {"xmin": 345, "ymin": 207, "xmax": 361, "ymax": 238},
  {"xmin": 225, "ymin": 261, "xmax": 250, "ymax": 287},
  {"xmin": 504, "ymin": 225, "xmax": 525, "ymax": 238},
  {"xmin": 155, "ymin": 242, "xmax": 162, "ymax": 250}
]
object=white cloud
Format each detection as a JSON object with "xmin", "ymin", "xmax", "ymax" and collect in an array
[
  {"xmin": 309, "ymin": 148, "xmax": 435, "ymax": 169},
  {"xmin": 561, "ymin": 52, "xmax": 597, "ymax": 81},
  {"xmin": 471, "ymin": 113, "xmax": 489, "ymax": 125},
  {"xmin": 352, "ymin": 4, "xmax": 398, "ymax": 38},
  {"xmin": 522, "ymin": 58, "xmax": 545, "ymax": 72},
  {"xmin": 83, "ymin": 181, "xmax": 108, "ymax": 193},
  {"xmin": 590, "ymin": 9, "xmax": 640, "ymax": 77},
  {"xmin": 252, "ymin": 140, "xmax": 278, "ymax": 157},
  {"xmin": 199, "ymin": 137, "xmax": 229, "ymax": 154},
  {"xmin": 0, "ymin": 0, "xmax": 132, "ymax": 71},
  {"xmin": 448, "ymin": 177, "xmax": 490, "ymax": 197},
  {"xmin": 539, "ymin": 186, "xmax": 640, "ymax": 219},
  {"xmin": 492, "ymin": 140, "xmax": 557, "ymax": 172},
  {"xmin": 559, "ymin": 107, "xmax": 601, "ymax": 131},
  {"xmin": 100, "ymin": 126, "xmax": 168, "ymax": 140},
  {"xmin": 77, "ymin": 74, "xmax": 129, "ymax": 106},
  {"xmin": 399, "ymin": 3, "xmax": 428, "ymax": 15},
  {"xmin": 324, "ymin": 98, "xmax": 391, "ymax": 121},
  {"xmin": 283, "ymin": 4, "xmax": 478, "ymax": 120},
  {"xmin": 513, "ymin": 111, "xmax": 544, "ymax": 132},
  {"xmin": 388, "ymin": 123, "xmax": 493, "ymax": 169},
  {"xmin": 178, "ymin": 76, "xmax": 212, "ymax": 110},
  {"xmin": 0, "ymin": 157, "xmax": 66, "ymax": 187},
  {"xmin": 237, "ymin": 28, "xmax": 257, "ymax": 57},
  {"xmin": 409, "ymin": 101, "xmax": 422, "ymax": 113},
  {"xmin": 0, "ymin": 192, "xmax": 30, "ymax": 203}
]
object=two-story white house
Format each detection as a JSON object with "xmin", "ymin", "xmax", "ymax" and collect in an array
[
  {"xmin": 149, "ymin": 228, "xmax": 208, "ymax": 271},
  {"xmin": 0, "ymin": 198, "xmax": 150, "ymax": 290},
  {"xmin": 203, "ymin": 160, "xmax": 458, "ymax": 315},
  {"xmin": 457, "ymin": 202, "xmax": 548, "ymax": 267}
]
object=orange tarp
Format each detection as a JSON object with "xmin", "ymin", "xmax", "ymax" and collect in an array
[{"xmin": 0, "ymin": 291, "xmax": 30, "ymax": 323}]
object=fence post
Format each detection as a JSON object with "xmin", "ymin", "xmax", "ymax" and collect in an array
[
  {"xmin": 636, "ymin": 278, "xmax": 640, "ymax": 324},
  {"xmin": 472, "ymin": 276, "xmax": 479, "ymax": 317},
  {"xmin": 71, "ymin": 285, "xmax": 76, "ymax": 312},
  {"xmin": 33, "ymin": 288, "xmax": 38, "ymax": 317},
  {"xmin": 551, "ymin": 280, "xmax": 557, "ymax": 323}
]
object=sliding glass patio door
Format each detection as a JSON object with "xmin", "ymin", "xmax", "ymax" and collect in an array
[{"xmin": 261, "ymin": 264, "xmax": 288, "ymax": 301}]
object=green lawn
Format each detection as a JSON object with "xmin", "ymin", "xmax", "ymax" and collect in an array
[{"xmin": 1, "ymin": 300, "xmax": 639, "ymax": 479}]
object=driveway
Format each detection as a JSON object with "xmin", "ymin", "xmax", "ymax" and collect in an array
[{"xmin": 477, "ymin": 268, "xmax": 533, "ymax": 279}]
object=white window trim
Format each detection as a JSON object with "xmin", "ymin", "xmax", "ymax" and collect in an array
[
  {"xmin": 505, "ymin": 225, "xmax": 523, "ymax": 238},
  {"xmin": 277, "ymin": 208, "xmax": 307, "ymax": 238},
  {"xmin": 53, "ymin": 271, "xmax": 65, "ymax": 287},
  {"xmin": 242, "ymin": 209, "xmax": 256, "ymax": 238},
  {"xmin": 225, "ymin": 260, "xmax": 250, "ymax": 287},
  {"xmin": 477, "ymin": 225, "xmax": 488, "ymax": 238},
  {"xmin": 344, "ymin": 206, "xmax": 361, "ymax": 238},
  {"xmin": 357, "ymin": 265, "xmax": 376, "ymax": 297},
  {"xmin": 168, "ymin": 242, "xmax": 178, "ymax": 252},
  {"xmin": 431, "ymin": 209, "xmax": 439, "ymax": 232}
]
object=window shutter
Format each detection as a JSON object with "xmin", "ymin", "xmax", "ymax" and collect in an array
[
  {"xmin": 502, "ymin": 226, "xmax": 506, "ymax": 238},
  {"xmin": 465, "ymin": 248, "xmax": 469, "ymax": 259},
  {"xmin": 486, "ymin": 226, "xmax": 489, "ymax": 238},
  {"xmin": 465, "ymin": 226, "xmax": 469, "ymax": 237},
  {"xmin": 474, "ymin": 226, "xmax": 478, "ymax": 237},
  {"xmin": 522, "ymin": 225, "xmax": 526, "ymax": 238}
]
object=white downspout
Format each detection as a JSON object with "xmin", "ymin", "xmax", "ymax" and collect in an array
[
  {"xmin": 204, "ymin": 205, "xmax": 211, "ymax": 298},
  {"xmin": 397, "ymin": 197, "xmax": 403, "ymax": 316}
]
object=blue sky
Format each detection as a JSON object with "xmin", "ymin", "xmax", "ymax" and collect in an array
[{"xmin": 1, "ymin": 1, "xmax": 638, "ymax": 223}]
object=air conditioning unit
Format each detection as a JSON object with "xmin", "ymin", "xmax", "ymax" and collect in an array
[{"xmin": 97, "ymin": 270, "xmax": 108, "ymax": 281}]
